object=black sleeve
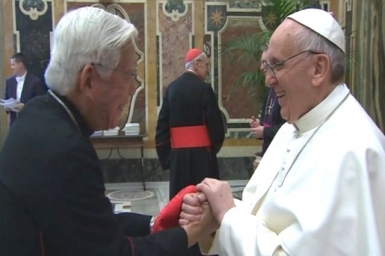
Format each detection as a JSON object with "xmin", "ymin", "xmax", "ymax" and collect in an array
[
  {"xmin": 115, "ymin": 212, "xmax": 152, "ymax": 237},
  {"xmin": 4, "ymin": 79, "xmax": 9, "ymax": 100},
  {"xmin": 263, "ymin": 125, "xmax": 282, "ymax": 142},
  {"xmin": 36, "ymin": 140, "xmax": 188, "ymax": 256},
  {"xmin": 262, "ymin": 103, "xmax": 285, "ymax": 142},
  {"xmin": 155, "ymin": 87, "xmax": 171, "ymax": 170},
  {"xmin": 202, "ymin": 83, "xmax": 225, "ymax": 153},
  {"xmin": 4, "ymin": 80, "xmax": 9, "ymax": 114}
]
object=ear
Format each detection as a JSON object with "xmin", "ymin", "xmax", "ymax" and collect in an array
[
  {"xmin": 78, "ymin": 64, "xmax": 97, "ymax": 99},
  {"xmin": 311, "ymin": 54, "xmax": 330, "ymax": 87}
]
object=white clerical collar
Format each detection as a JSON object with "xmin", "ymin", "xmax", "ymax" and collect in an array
[
  {"xmin": 16, "ymin": 72, "xmax": 27, "ymax": 82},
  {"xmin": 293, "ymin": 83, "xmax": 350, "ymax": 133}
]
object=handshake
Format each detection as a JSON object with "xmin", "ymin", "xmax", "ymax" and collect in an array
[{"xmin": 152, "ymin": 179, "xmax": 236, "ymax": 245}]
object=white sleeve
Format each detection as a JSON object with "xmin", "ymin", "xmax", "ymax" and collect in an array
[{"xmin": 201, "ymin": 207, "xmax": 289, "ymax": 256}]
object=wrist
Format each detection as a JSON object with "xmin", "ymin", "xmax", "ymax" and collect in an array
[
  {"xmin": 149, "ymin": 216, "xmax": 156, "ymax": 232},
  {"xmin": 182, "ymin": 223, "xmax": 202, "ymax": 247}
]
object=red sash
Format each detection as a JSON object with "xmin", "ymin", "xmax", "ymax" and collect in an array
[{"xmin": 170, "ymin": 125, "xmax": 211, "ymax": 148}]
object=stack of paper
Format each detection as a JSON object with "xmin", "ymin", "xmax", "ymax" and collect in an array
[
  {"xmin": 91, "ymin": 130, "xmax": 103, "ymax": 137},
  {"xmin": 123, "ymin": 123, "xmax": 140, "ymax": 135},
  {"xmin": 103, "ymin": 127, "xmax": 119, "ymax": 136},
  {"xmin": 0, "ymin": 98, "xmax": 20, "ymax": 111},
  {"xmin": 110, "ymin": 202, "xmax": 131, "ymax": 213}
]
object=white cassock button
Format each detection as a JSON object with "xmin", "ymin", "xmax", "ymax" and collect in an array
[
  {"xmin": 286, "ymin": 149, "xmax": 290, "ymax": 152},
  {"xmin": 281, "ymin": 166, "xmax": 285, "ymax": 171}
]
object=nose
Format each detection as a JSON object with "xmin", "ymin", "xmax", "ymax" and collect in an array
[{"xmin": 265, "ymin": 72, "xmax": 277, "ymax": 88}]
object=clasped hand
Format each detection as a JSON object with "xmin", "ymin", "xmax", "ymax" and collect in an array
[{"xmin": 179, "ymin": 178, "xmax": 236, "ymax": 227}]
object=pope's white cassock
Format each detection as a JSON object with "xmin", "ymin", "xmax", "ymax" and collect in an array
[{"xmin": 200, "ymin": 84, "xmax": 385, "ymax": 256}]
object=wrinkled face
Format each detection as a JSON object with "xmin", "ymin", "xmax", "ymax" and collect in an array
[
  {"xmin": 265, "ymin": 20, "xmax": 318, "ymax": 123},
  {"xmin": 86, "ymin": 46, "xmax": 138, "ymax": 131},
  {"xmin": 194, "ymin": 54, "xmax": 210, "ymax": 80},
  {"xmin": 10, "ymin": 58, "xmax": 25, "ymax": 76}
]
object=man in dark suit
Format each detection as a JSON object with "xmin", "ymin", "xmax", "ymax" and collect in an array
[
  {"xmin": 4, "ymin": 52, "xmax": 47, "ymax": 128},
  {"xmin": 0, "ymin": 7, "xmax": 217, "ymax": 256}
]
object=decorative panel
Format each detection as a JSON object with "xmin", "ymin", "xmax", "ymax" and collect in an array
[
  {"xmin": 204, "ymin": 2, "xmax": 267, "ymax": 138},
  {"xmin": 14, "ymin": 0, "xmax": 53, "ymax": 88},
  {"xmin": 157, "ymin": 0, "xmax": 194, "ymax": 107}
]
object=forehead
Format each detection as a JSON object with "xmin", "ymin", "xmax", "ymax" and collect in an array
[
  {"xmin": 198, "ymin": 53, "xmax": 209, "ymax": 62},
  {"xmin": 267, "ymin": 19, "xmax": 301, "ymax": 61}
]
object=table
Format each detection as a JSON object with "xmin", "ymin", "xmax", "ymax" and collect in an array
[{"xmin": 90, "ymin": 135, "xmax": 147, "ymax": 190}]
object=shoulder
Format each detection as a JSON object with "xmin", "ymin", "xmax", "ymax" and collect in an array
[{"xmin": 5, "ymin": 75, "xmax": 15, "ymax": 84}]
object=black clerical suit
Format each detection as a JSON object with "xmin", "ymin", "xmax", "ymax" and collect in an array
[
  {"xmin": 0, "ymin": 92, "xmax": 188, "ymax": 256},
  {"xmin": 4, "ymin": 73, "xmax": 47, "ymax": 127},
  {"xmin": 259, "ymin": 88, "xmax": 285, "ymax": 155},
  {"xmin": 156, "ymin": 72, "xmax": 225, "ymax": 200}
]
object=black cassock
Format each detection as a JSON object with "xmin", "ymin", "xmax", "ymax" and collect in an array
[
  {"xmin": 258, "ymin": 88, "xmax": 286, "ymax": 156},
  {"xmin": 156, "ymin": 72, "xmax": 225, "ymax": 200}
]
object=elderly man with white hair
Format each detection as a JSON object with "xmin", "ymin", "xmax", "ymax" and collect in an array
[
  {"xmin": 180, "ymin": 8, "xmax": 385, "ymax": 256},
  {"xmin": 0, "ymin": 7, "xmax": 218, "ymax": 256}
]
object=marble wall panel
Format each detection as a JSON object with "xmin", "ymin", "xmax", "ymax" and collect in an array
[
  {"xmin": 14, "ymin": 0, "xmax": 53, "ymax": 88},
  {"xmin": 157, "ymin": 1, "xmax": 193, "ymax": 104},
  {"xmin": 204, "ymin": 2, "xmax": 264, "ymax": 138}
]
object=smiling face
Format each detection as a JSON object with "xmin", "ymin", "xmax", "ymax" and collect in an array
[
  {"xmin": 266, "ymin": 20, "xmax": 322, "ymax": 124},
  {"xmin": 75, "ymin": 45, "xmax": 138, "ymax": 131}
]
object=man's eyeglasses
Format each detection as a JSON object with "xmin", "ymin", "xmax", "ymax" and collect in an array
[
  {"xmin": 262, "ymin": 50, "xmax": 321, "ymax": 78},
  {"xmin": 92, "ymin": 63, "xmax": 138, "ymax": 78}
]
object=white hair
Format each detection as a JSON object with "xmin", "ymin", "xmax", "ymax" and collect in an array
[
  {"xmin": 293, "ymin": 26, "xmax": 346, "ymax": 83},
  {"xmin": 45, "ymin": 7, "xmax": 138, "ymax": 95},
  {"xmin": 185, "ymin": 52, "xmax": 207, "ymax": 70}
]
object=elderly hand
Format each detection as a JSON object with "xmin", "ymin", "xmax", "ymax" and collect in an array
[
  {"xmin": 197, "ymin": 178, "xmax": 235, "ymax": 224},
  {"xmin": 250, "ymin": 115, "xmax": 260, "ymax": 128},
  {"xmin": 179, "ymin": 192, "xmax": 207, "ymax": 226},
  {"xmin": 180, "ymin": 201, "xmax": 219, "ymax": 247},
  {"xmin": 251, "ymin": 125, "xmax": 264, "ymax": 139}
]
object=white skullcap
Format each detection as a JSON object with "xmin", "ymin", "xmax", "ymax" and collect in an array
[{"xmin": 287, "ymin": 8, "xmax": 345, "ymax": 53}]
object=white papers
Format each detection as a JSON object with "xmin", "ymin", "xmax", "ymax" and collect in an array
[
  {"xmin": 103, "ymin": 127, "xmax": 120, "ymax": 136},
  {"xmin": 123, "ymin": 123, "xmax": 140, "ymax": 135},
  {"xmin": 0, "ymin": 98, "xmax": 20, "ymax": 111},
  {"xmin": 90, "ymin": 123, "xmax": 140, "ymax": 137},
  {"xmin": 111, "ymin": 202, "xmax": 132, "ymax": 213}
]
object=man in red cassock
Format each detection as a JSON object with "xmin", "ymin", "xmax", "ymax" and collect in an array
[
  {"xmin": 156, "ymin": 48, "xmax": 225, "ymax": 197},
  {"xmin": 156, "ymin": 48, "xmax": 224, "ymax": 255}
]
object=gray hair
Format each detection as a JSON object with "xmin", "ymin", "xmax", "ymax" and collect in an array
[
  {"xmin": 185, "ymin": 52, "xmax": 207, "ymax": 70},
  {"xmin": 293, "ymin": 27, "xmax": 345, "ymax": 84},
  {"xmin": 45, "ymin": 7, "xmax": 138, "ymax": 95}
]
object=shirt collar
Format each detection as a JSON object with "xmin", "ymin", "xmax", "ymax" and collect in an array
[
  {"xmin": 16, "ymin": 72, "xmax": 27, "ymax": 82},
  {"xmin": 293, "ymin": 84, "xmax": 350, "ymax": 133}
]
